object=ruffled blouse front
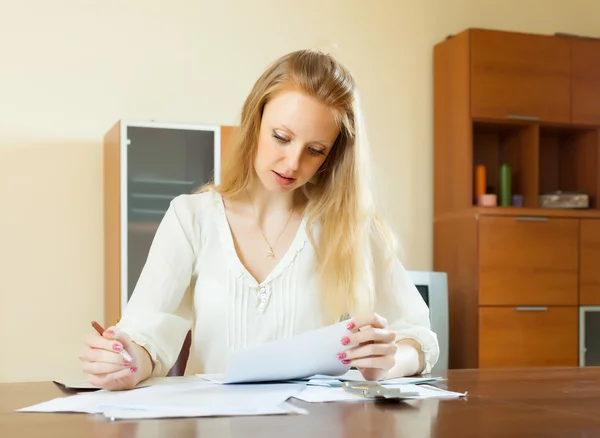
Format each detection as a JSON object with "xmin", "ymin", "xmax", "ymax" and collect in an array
[{"xmin": 117, "ymin": 189, "xmax": 440, "ymax": 377}]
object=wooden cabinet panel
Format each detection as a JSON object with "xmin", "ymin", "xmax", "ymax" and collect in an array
[
  {"xmin": 470, "ymin": 29, "xmax": 571, "ymax": 123},
  {"xmin": 581, "ymin": 219, "xmax": 600, "ymax": 305},
  {"xmin": 479, "ymin": 216, "xmax": 578, "ymax": 305},
  {"xmin": 571, "ymin": 39, "xmax": 600, "ymax": 125},
  {"xmin": 479, "ymin": 306, "xmax": 578, "ymax": 368}
]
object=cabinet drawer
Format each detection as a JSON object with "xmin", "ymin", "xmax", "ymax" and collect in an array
[
  {"xmin": 581, "ymin": 219, "xmax": 600, "ymax": 305},
  {"xmin": 470, "ymin": 29, "xmax": 571, "ymax": 123},
  {"xmin": 478, "ymin": 216, "xmax": 578, "ymax": 306},
  {"xmin": 479, "ymin": 306, "xmax": 578, "ymax": 368}
]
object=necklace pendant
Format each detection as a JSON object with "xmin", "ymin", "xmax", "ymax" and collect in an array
[{"xmin": 266, "ymin": 249, "xmax": 275, "ymax": 259}]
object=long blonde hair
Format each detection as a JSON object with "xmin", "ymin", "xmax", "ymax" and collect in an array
[{"xmin": 202, "ymin": 49, "xmax": 397, "ymax": 324}]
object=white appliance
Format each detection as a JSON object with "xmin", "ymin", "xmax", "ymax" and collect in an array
[{"xmin": 407, "ymin": 270, "xmax": 449, "ymax": 371}]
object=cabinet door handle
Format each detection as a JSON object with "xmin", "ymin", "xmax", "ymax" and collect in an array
[
  {"xmin": 515, "ymin": 216, "xmax": 548, "ymax": 221},
  {"xmin": 507, "ymin": 114, "xmax": 541, "ymax": 121},
  {"xmin": 516, "ymin": 306, "xmax": 548, "ymax": 311}
]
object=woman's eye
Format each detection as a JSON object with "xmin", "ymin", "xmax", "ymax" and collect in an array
[
  {"xmin": 272, "ymin": 133, "xmax": 288, "ymax": 143},
  {"xmin": 308, "ymin": 147, "xmax": 325, "ymax": 156}
]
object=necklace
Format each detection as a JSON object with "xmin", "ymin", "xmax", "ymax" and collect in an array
[{"xmin": 246, "ymin": 191, "xmax": 295, "ymax": 259}]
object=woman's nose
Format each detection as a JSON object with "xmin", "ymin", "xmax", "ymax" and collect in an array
[{"xmin": 284, "ymin": 146, "xmax": 303, "ymax": 172}]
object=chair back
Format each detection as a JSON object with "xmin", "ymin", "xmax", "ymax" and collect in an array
[{"xmin": 167, "ymin": 330, "xmax": 191, "ymax": 376}]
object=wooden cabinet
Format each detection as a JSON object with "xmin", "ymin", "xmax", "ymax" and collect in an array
[
  {"xmin": 470, "ymin": 29, "xmax": 571, "ymax": 123},
  {"xmin": 434, "ymin": 28, "xmax": 600, "ymax": 369},
  {"xmin": 571, "ymin": 39, "xmax": 600, "ymax": 125},
  {"xmin": 580, "ymin": 219, "xmax": 600, "ymax": 305},
  {"xmin": 479, "ymin": 306, "xmax": 578, "ymax": 368}
]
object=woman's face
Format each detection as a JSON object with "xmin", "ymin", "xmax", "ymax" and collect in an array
[{"xmin": 254, "ymin": 88, "xmax": 340, "ymax": 193}]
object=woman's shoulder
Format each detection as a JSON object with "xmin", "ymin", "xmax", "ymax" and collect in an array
[{"xmin": 168, "ymin": 187, "xmax": 221, "ymax": 228}]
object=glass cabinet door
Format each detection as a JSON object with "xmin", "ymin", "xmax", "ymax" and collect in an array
[
  {"xmin": 125, "ymin": 125, "xmax": 218, "ymax": 301},
  {"xmin": 580, "ymin": 306, "xmax": 600, "ymax": 366}
]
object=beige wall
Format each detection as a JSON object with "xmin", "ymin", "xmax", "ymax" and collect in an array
[{"xmin": 1, "ymin": 0, "xmax": 599, "ymax": 382}]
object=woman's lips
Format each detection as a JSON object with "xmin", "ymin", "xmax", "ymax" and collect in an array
[{"xmin": 273, "ymin": 170, "xmax": 296, "ymax": 185}]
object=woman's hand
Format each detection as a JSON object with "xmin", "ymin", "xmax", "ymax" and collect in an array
[
  {"xmin": 79, "ymin": 326, "xmax": 146, "ymax": 390},
  {"xmin": 337, "ymin": 313, "xmax": 397, "ymax": 381}
]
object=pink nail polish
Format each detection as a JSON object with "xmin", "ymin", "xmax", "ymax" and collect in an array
[
  {"xmin": 105, "ymin": 330, "xmax": 115, "ymax": 336},
  {"xmin": 342, "ymin": 360, "xmax": 350, "ymax": 365},
  {"xmin": 130, "ymin": 367, "xmax": 138, "ymax": 373},
  {"xmin": 341, "ymin": 337, "xmax": 350, "ymax": 345},
  {"xmin": 337, "ymin": 352, "xmax": 347, "ymax": 359},
  {"xmin": 346, "ymin": 322, "xmax": 355, "ymax": 330},
  {"xmin": 124, "ymin": 361, "xmax": 131, "ymax": 366},
  {"xmin": 112, "ymin": 344, "xmax": 122, "ymax": 352}
]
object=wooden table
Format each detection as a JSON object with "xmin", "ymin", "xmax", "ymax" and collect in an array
[{"xmin": 2, "ymin": 367, "xmax": 600, "ymax": 437}]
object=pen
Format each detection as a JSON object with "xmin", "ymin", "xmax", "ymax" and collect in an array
[{"xmin": 91, "ymin": 320, "xmax": 133, "ymax": 363}]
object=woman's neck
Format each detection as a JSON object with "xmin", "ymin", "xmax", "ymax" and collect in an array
[{"xmin": 243, "ymin": 177, "xmax": 299, "ymax": 219}]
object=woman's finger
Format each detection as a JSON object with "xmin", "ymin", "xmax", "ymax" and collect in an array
[
  {"xmin": 345, "ymin": 354, "xmax": 396, "ymax": 371},
  {"xmin": 340, "ymin": 341, "xmax": 397, "ymax": 361},
  {"xmin": 346, "ymin": 313, "xmax": 388, "ymax": 332},
  {"xmin": 89, "ymin": 367, "xmax": 138, "ymax": 391},
  {"xmin": 79, "ymin": 346, "xmax": 130, "ymax": 366},
  {"xmin": 82, "ymin": 360, "xmax": 130, "ymax": 376},
  {"xmin": 342, "ymin": 327, "xmax": 396, "ymax": 346},
  {"xmin": 84, "ymin": 332, "xmax": 124, "ymax": 354},
  {"xmin": 102, "ymin": 326, "xmax": 136, "ymax": 364}
]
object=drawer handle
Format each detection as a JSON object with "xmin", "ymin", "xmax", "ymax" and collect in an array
[
  {"xmin": 516, "ymin": 306, "xmax": 548, "ymax": 312},
  {"xmin": 515, "ymin": 216, "xmax": 548, "ymax": 222},
  {"xmin": 507, "ymin": 114, "xmax": 540, "ymax": 121}
]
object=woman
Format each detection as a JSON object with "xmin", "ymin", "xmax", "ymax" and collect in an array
[{"xmin": 79, "ymin": 49, "xmax": 439, "ymax": 390}]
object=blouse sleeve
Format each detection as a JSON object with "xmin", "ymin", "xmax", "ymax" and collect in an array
[
  {"xmin": 372, "ymin": 237, "xmax": 441, "ymax": 375},
  {"xmin": 116, "ymin": 195, "xmax": 197, "ymax": 377}
]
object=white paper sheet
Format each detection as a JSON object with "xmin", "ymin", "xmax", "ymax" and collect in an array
[
  {"xmin": 217, "ymin": 321, "xmax": 357, "ymax": 383},
  {"xmin": 307, "ymin": 369, "xmax": 446, "ymax": 385},
  {"xmin": 101, "ymin": 402, "xmax": 308, "ymax": 420},
  {"xmin": 294, "ymin": 383, "xmax": 465, "ymax": 403},
  {"xmin": 199, "ymin": 368, "xmax": 444, "ymax": 387},
  {"xmin": 16, "ymin": 378, "xmax": 305, "ymax": 419},
  {"xmin": 52, "ymin": 375, "xmax": 202, "ymax": 392}
]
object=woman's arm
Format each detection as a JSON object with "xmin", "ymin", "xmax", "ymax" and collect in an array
[
  {"xmin": 132, "ymin": 342, "xmax": 155, "ymax": 382},
  {"xmin": 116, "ymin": 195, "xmax": 199, "ymax": 378},
  {"xmin": 387, "ymin": 338, "xmax": 425, "ymax": 379},
  {"xmin": 371, "ymin": 237, "xmax": 440, "ymax": 377}
]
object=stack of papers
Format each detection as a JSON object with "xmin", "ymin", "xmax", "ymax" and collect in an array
[
  {"xmin": 17, "ymin": 380, "xmax": 307, "ymax": 420},
  {"xmin": 17, "ymin": 373, "xmax": 463, "ymax": 420},
  {"xmin": 196, "ymin": 370, "xmax": 463, "ymax": 404}
]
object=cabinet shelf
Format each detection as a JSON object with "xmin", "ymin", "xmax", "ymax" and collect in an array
[
  {"xmin": 471, "ymin": 121, "xmax": 600, "ymax": 209},
  {"xmin": 538, "ymin": 125, "xmax": 599, "ymax": 207},
  {"xmin": 472, "ymin": 120, "xmax": 537, "ymax": 208}
]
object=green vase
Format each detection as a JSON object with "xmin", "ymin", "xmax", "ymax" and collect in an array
[{"xmin": 499, "ymin": 163, "xmax": 512, "ymax": 207}]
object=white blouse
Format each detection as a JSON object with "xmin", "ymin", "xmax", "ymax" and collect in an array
[{"xmin": 117, "ymin": 189, "xmax": 440, "ymax": 377}]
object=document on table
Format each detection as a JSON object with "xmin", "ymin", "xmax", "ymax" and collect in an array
[
  {"xmin": 16, "ymin": 378, "xmax": 307, "ymax": 420},
  {"xmin": 199, "ymin": 367, "xmax": 445, "ymax": 387},
  {"xmin": 214, "ymin": 320, "xmax": 357, "ymax": 384},
  {"xmin": 301, "ymin": 369, "xmax": 446, "ymax": 386},
  {"xmin": 294, "ymin": 383, "xmax": 466, "ymax": 403}
]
